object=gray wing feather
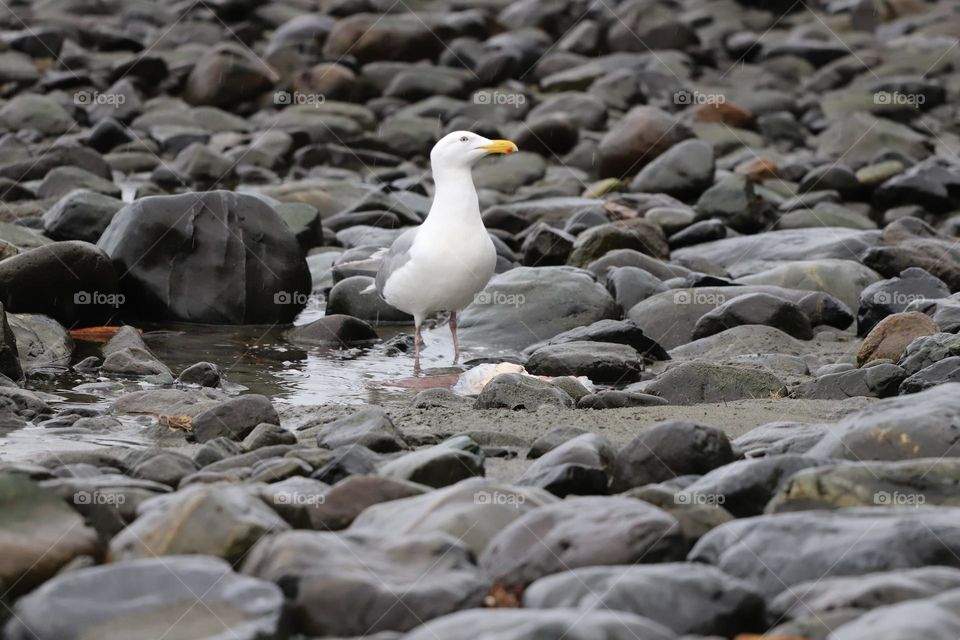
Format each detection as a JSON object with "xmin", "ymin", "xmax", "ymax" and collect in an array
[{"xmin": 374, "ymin": 227, "xmax": 419, "ymax": 297}]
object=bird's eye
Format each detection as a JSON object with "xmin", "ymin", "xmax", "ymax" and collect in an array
[{"xmin": 459, "ymin": 136, "xmax": 468, "ymax": 142}]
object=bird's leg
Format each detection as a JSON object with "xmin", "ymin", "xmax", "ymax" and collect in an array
[
  {"xmin": 413, "ymin": 324, "xmax": 422, "ymax": 374},
  {"xmin": 450, "ymin": 311, "xmax": 460, "ymax": 364}
]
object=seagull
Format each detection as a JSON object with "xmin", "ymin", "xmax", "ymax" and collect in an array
[{"xmin": 366, "ymin": 131, "xmax": 518, "ymax": 372}]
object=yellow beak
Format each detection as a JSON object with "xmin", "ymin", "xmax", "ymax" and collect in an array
[{"xmin": 481, "ymin": 139, "xmax": 518, "ymax": 154}]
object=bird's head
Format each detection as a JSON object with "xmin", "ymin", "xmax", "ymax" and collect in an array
[{"xmin": 430, "ymin": 131, "xmax": 518, "ymax": 169}]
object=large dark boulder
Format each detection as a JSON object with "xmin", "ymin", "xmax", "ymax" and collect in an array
[{"xmin": 98, "ymin": 191, "xmax": 310, "ymax": 324}]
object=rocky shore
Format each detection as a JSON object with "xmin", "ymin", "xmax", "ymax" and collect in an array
[{"xmin": 3, "ymin": 0, "xmax": 960, "ymax": 638}]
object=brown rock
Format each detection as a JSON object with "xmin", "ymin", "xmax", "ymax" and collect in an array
[
  {"xmin": 598, "ymin": 106, "xmax": 693, "ymax": 179},
  {"xmin": 183, "ymin": 44, "xmax": 278, "ymax": 109},
  {"xmin": 690, "ymin": 101, "xmax": 755, "ymax": 129},
  {"xmin": 291, "ymin": 63, "xmax": 365, "ymax": 102},
  {"xmin": 857, "ymin": 311, "xmax": 937, "ymax": 367},
  {"xmin": 322, "ymin": 14, "xmax": 445, "ymax": 63},
  {"xmin": 307, "ymin": 475, "xmax": 428, "ymax": 530},
  {"xmin": 735, "ymin": 157, "xmax": 781, "ymax": 182}
]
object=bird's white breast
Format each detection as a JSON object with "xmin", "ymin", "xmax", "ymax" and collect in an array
[{"xmin": 383, "ymin": 221, "xmax": 496, "ymax": 319}]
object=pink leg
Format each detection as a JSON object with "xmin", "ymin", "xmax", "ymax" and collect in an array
[
  {"xmin": 450, "ymin": 311, "xmax": 460, "ymax": 364},
  {"xmin": 414, "ymin": 324, "xmax": 422, "ymax": 374}
]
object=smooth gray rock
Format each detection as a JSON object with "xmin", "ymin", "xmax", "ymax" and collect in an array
[
  {"xmin": 613, "ymin": 421, "xmax": 734, "ymax": 491},
  {"xmin": 523, "ymin": 562, "xmax": 764, "ymax": 636},
  {"xmin": 242, "ymin": 529, "xmax": 487, "ymax": 636},
  {"xmin": 480, "ymin": 496, "xmax": 685, "ymax": 588},
  {"xmin": 4, "ymin": 556, "xmax": 284, "ymax": 640},
  {"xmin": 690, "ymin": 507, "xmax": 960, "ymax": 595}
]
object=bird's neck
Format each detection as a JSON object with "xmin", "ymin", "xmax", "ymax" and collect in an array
[{"xmin": 425, "ymin": 166, "xmax": 482, "ymax": 227}]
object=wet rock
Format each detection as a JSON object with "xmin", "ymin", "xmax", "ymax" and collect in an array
[
  {"xmin": 481, "ymin": 496, "xmax": 685, "ymax": 589},
  {"xmin": 0, "ymin": 241, "xmax": 119, "ymax": 325},
  {"xmin": 177, "ymin": 361, "xmax": 221, "ymax": 387},
  {"xmin": 8, "ymin": 313, "xmax": 71, "ymax": 373},
  {"xmin": 526, "ymin": 341, "xmax": 643, "ymax": 384},
  {"xmin": 856, "ymin": 311, "xmax": 937, "ymax": 367},
  {"xmin": 598, "ymin": 106, "xmax": 693, "ymax": 179},
  {"xmin": 857, "ymin": 267, "xmax": 949, "ymax": 336},
  {"xmin": 613, "ymin": 421, "xmax": 734, "ymax": 492},
  {"xmin": 400, "ymin": 609, "xmax": 675, "ymax": 640},
  {"xmin": 643, "ymin": 362, "xmax": 785, "ymax": 405},
  {"xmin": 101, "ymin": 326, "xmax": 172, "ymax": 379},
  {"xmin": 459, "ymin": 266, "xmax": 618, "ymax": 352},
  {"xmin": 312, "ymin": 406, "xmax": 408, "ymax": 453},
  {"xmin": 691, "ymin": 507, "xmax": 960, "ymax": 595},
  {"xmin": 682, "ymin": 455, "xmax": 837, "ymax": 517},
  {"xmin": 111, "ymin": 388, "xmax": 227, "ymax": 418},
  {"xmin": 516, "ymin": 433, "xmax": 614, "ymax": 496},
  {"xmin": 109, "ymin": 483, "xmax": 290, "ymax": 563},
  {"xmin": 41, "ymin": 190, "xmax": 123, "ymax": 243},
  {"xmin": 693, "ymin": 292, "xmax": 813, "ymax": 340},
  {"xmin": 327, "ymin": 275, "xmax": 412, "ymax": 324},
  {"xmin": 523, "ymin": 562, "xmax": 764, "ymax": 636},
  {"xmin": 524, "ymin": 318, "xmax": 669, "ymax": 362},
  {"xmin": 287, "ymin": 314, "xmax": 379, "ymax": 347},
  {"xmin": 351, "ymin": 478, "xmax": 555, "ymax": 555},
  {"xmin": 308, "ymin": 474, "xmax": 427, "ymax": 531},
  {"xmin": 98, "ymin": 191, "xmax": 310, "ymax": 324},
  {"xmin": 768, "ymin": 459, "xmax": 960, "ymax": 512},
  {"xmin": 0, "ymin": 473, "xmax": 99, "ymax": 597},
  {"xmin": 192, "ymin": 394, "xmax": 280, "ymax": 443},
  {"xmin": 242, "ymin": 529, "xmax": 486, "ymax": 636},
  {"xmin": 473, "ymin": 373, "xmax": 574, "ymax": 410}
]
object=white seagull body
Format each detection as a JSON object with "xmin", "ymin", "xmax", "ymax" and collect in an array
[{"xmin": 370, "ymin": 131, "xmax": 518, "ymax": 370}]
